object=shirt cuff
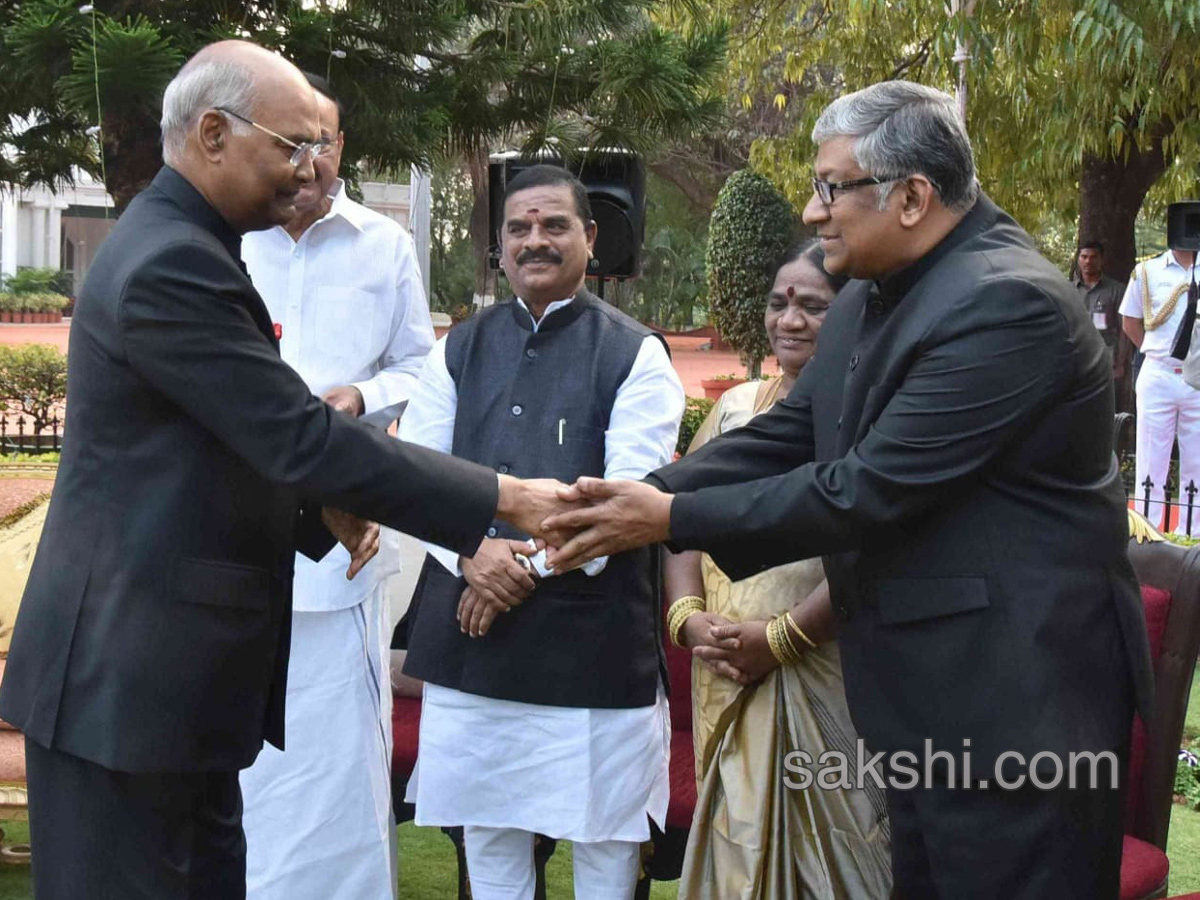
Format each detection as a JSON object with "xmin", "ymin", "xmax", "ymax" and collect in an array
[
  {"xmin": 351, "ymin": 378, "xmax": 387, "ymax": 419},
  {"xmin": 525, "ymin": 540, "xmax": 607, "ymax": 578},
  {"xmin": 426, "ymin": 543, "xmax": 463, "ymax": 578}
]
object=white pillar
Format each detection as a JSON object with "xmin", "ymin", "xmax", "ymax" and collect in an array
[
  {"xmin": 46, "ymin": 204, "xmax": 63, "ymax": 270},
  {"xmin": 409, "ymin": 166, "xmax": 432, "ymax": 299},
  {"xmin": 0, "ymin": 193, "xmax": 17, "ymax": 279},
  {"xmin": 29, "ymin": 205, "xmax": 47, "ymax": 268}
]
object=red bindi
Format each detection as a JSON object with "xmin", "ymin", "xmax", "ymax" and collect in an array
[{"xmin": 786, "ymin": 286, "xmax": 795, "ymax": 298}]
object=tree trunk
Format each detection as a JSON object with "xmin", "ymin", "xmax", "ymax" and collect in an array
[
  {"xmin": 649, "ymin": 161, "xmax": 720, "ymax": 215},
  {"xmin": 466, "ymin": 148, "xmax": 497, "ymax": 305},
  {"xmin": 1078, "ymin": 130, "xmax": 1170, "ymax": 282},
  {"xmin": 103, "ymin": 116, "xmax": 164, "ymax": 214}
]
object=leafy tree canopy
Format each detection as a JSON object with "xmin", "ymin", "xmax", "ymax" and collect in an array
[
  {"xmin": 1, "ymin": 0, "xmax": 727, "ymax": 211},
  {"xmin": 677, "ymin": 0, "xmax": 1200, "ymax": 278}
]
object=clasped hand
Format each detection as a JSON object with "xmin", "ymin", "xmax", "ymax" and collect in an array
[
  {"xmin": 498, "ymin": 475, "xmax": 671, "ymax": 565},
  {"xmin": 683, "ymin": 615, "xmax": 779, "ymax": 686},
  {"xmin": 540, "ymin": 476, "xmax": 673, "ymax": 573},
  {"xmin": 458, "ymin": 538, "xmax": 538, "ymax": 637}
]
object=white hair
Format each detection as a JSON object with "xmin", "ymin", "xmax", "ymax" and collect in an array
[
  {"xmin": 812, "ymin": 80, "xmax": 979, "ymax": 214},
  {"xmin": 160, "ymin": 59, "xmax": 256, "ymax": 165}
]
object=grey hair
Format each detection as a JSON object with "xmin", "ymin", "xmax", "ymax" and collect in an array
[
  {"xmin": 160, "ymin": 59, "xmax": 256, "ymax": 165},
  {"xmin": 811, "ymin": 80, "xmax": 979, "ymax": 214}
]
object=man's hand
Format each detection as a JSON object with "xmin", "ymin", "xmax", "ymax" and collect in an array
[
  {"xmin": 457, "ymin": 585, "xmax": 512, "ymax": 638},
  {"xmin": 495, "ymin": 476, "xmax": 585, "ymax": 547},
  {"xmin": 321, "ymin": 507, "xmax": 380, "ymax": 580},
  {"xmin": 460, "ymin": 538, "xmax": 538, "ymax": 611},
  {"xmin": 542, "ymin": 477, "xmax": 672, "ymax": 572},
  {"xmin": 322, "ymin": 385, "xmax": 365, "ymax": 418}
]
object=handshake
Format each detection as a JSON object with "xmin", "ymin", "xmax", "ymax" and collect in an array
[
  {"xmin": 453, "ymin": 475, "xmax": 675, "ymax": 637},
  {"xmin": 494, "ymin": 475, "xmax": 675, "ymax": 570},
  {"xmin": 322, "ymin": 475, "xmax": 676, "ymax": 626}
]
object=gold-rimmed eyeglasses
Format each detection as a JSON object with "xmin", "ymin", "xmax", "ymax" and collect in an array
[{"xmin": 214, "ymin": 107, "xmax": 331, "ymax": 167}]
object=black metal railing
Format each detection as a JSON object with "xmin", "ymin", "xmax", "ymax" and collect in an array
[
  {"xmin": 1125, "ymin": 471, "xmax": 1200, "ymax": 535},
  {"xmin": 0, "ymin": 412, "xmax": 63, "ymax": 455}
]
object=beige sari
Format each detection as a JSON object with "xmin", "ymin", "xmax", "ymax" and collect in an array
[{"xmin": 677, "ymin": 380, "xmax": 892, "ymax": 900}]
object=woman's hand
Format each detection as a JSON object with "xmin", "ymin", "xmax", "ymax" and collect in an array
[
  {"xmin": 695, "ymin": 620, "xmax": 781, "ymax": 686},
  {"xmin": 681, "ymin": 612, "xmax": 748, "ymax": 683}
]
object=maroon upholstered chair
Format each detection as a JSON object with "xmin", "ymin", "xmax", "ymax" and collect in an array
[
  {"xmin": 390, "ymin": 693, "xmax": 422, "ymax": 826},
  {"xmin": 634, "ymin": 597, "xmax": 698, "ymax": 899},
  {"xmin": 1121, "ymin": 534, "xmax": 1200, "ymax": 900}
]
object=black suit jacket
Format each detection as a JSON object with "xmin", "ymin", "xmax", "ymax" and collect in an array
[
  {"xmin": 0, "ymin": 167, "xmax": 497, "ymax": 773},
  {"xmin": 651, "ymin": 196, "xmax": 1154, "ymax": 770}
]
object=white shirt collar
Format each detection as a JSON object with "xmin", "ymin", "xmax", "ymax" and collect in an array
[
  {"xmin": 516, "ymin": 296, "xmax": 576, "ymax": 333},
  {"xmin": 323, "ymin": 180, "xmax": 367, "ymax": 232},
  {"xmin": 1161, "ymin": 248, "xmax": 1196, "ymax": 271},
  {"xmin": 281, "ymin": 180, "xmax": 366, "ymax": 240}
]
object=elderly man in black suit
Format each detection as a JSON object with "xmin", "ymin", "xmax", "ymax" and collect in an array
[
  {"xmin": 0, "ymin": 40, "xmax": 566, "ymax": 900},
  {"xmin": 545, "ymin": 81, "xmax": 1154, "ymax": 900}
]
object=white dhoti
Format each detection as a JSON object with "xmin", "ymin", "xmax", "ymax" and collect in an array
[
  {"xmin": 406, "ymin": 682, "xmax": 670, "ymax": 900},
  {"xmin": 241, "ymin": 586, "xmax": 395, "ymax": 900}
]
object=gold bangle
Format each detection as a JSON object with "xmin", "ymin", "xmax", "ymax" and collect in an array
[
  {"xmin": 667, "ymin": 595, "xmax": 706, "ymax": 647},
  {"xmin": 777, "ymin": 616, "xmax": 801, "ymax": 659},
  {"xmin": 765, "ymin": 617, "xmax": 789, "ymax": 665},
  {"xmin": 766, "ymin": 615, "xmax": 803, "ymax": 666},
  {"xmin": 785, "ymin": 611, "xmax": 818, "ymax": 649}
]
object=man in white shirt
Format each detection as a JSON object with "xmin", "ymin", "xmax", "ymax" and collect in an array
[
  {"xmin": 1121, "ymin": 243, "xmax": 1200, "ymax": 533},
  {"xmin": 398, "ymin": 164, "xmax": 684, "ymax": 900},
  {"xmin": 239, "ymin": 73, "xmax": 433, "ymax": 899}
]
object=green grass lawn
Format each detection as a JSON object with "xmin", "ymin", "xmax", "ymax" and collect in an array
[
  {"xmin": 397, "ymin": 823, "xmax": 680, "ymax": 899},
  {"xmin": 1170, "ymin": 805, "xmax": 1200, "ymax": 893},
  {"xmin": 1186, "ymin": 666, "xmax": 1200, "ymax": 742},
  {"xmin": 0, "ymin": 820, "xmax": 685, "ymax": 899},
  {"xmin": 0, "ymin": 771, "xmax": 1193, "ymax": 899}
]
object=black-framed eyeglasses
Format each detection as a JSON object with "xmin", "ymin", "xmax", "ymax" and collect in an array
[
  {"xmin": 810, "ymin": 175, "xmax": 887, "ymax": 206},
  {"xmin": 214, "ymin": 107, "xmax": 331, "ymax": 167}
]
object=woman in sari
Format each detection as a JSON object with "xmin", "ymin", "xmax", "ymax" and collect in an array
[{"xmin": 664, "ymin": 239, "xmax": 892, "ymax": 899}]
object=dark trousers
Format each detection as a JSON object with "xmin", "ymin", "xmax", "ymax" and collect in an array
[
  {"xmin": 887, "ymin": 747, "xmax": 1127, "ymax": 900},
  {"xmin": 25, "ymin": 738, "xmax": 246, "ymax": 900}
]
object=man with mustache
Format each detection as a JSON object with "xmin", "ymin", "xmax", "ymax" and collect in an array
[
  {"xmin": 1075, "ymin": 240, "xmax": 1131, "ymax": 412},
  {"xmin": 397, "ymin": 164, "xmax": 684, "ymax": 900}
]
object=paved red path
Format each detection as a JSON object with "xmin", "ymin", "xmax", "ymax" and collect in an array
[
  {"xmin": 0, "ymin": 478, "xmax": 52, "ymax": 520},
  {"xmin": 0, "ymin": 324, "xmax": 69, "ymax": 353},
  {"xmin": 8, "ymin": 321, "xmax": 777, "ymax": 398}
]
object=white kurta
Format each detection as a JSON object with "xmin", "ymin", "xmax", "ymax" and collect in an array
[
  {"xmin": 239, "ymin": 181, "xmax": 435, "ymax": 900},
  {"xmin": 398, "ymin": 298, "xmax": 684, "ymax": 842}
]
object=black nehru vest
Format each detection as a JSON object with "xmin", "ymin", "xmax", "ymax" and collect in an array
[{"xmin": 403, "ymin": 292, "xmax": 667, "ymax": 708}]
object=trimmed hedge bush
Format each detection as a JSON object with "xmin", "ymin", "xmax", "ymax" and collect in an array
[
  {"xmin": 676, "ymin": 396, "xmax": 715, "ymax": 457},
  {"xmin": 705, "ymin": 169, "xmax": 796, "ymax": 377}
]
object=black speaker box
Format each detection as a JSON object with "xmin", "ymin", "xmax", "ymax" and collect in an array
[
  {"xmin": 1167, "ymin": 201, "xmax": 1200, "ymax": 252},
  {"xmin": 487, "ymin": 150, "xmax": 646, "ymax": 279}
]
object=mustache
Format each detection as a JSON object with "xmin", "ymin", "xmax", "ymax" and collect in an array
[{"xmin": 516, "ymin": 250, "xmax": 563, "ymax": 265}]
